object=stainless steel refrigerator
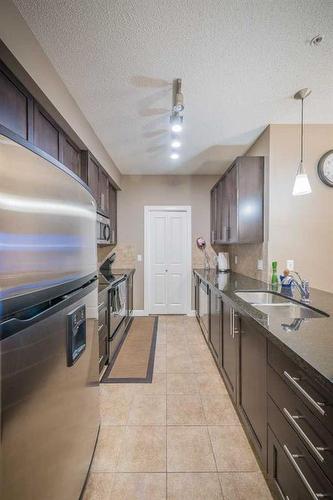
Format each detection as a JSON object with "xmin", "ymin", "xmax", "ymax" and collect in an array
[{"xmin": 0, "ymin": 135, "xmax": 100, "ymax": 500}]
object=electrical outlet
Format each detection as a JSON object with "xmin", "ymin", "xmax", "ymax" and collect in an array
[
  {"xmin": 257, "ymin": 259, "xmax": 264, "ymax": 270},
  {"xmin": 286, "ymin": 260, "xmax": 294, "ymax": 271},
  {"xmin": 137, "ymin": 254, "xmax": 142, "ymax": 262},
  {"xmin": 234, "ymin": 255, "xmax": 238, "ymax": 265}
]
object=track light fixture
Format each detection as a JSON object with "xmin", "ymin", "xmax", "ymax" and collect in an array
[
  {"xmin": 173, "ymin": 78, "xmax": 184, "ymax": 112},
  {"xmin": 171, "ymin": 138, "xmax": 181, "ymax": 148},
  {"xmin": 170, "ymin": 113, "xmax": 183, "ymax": 133},
  {"xmin": 169, "ymin": 78, "xmax": 184, "ymax": 160}
]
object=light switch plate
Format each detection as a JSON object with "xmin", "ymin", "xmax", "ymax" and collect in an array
[
  {"xmin": 137, "ymin": 254, "xmax": 142, "ymax": 262},
  {"xmin": 286, "ymin": 260, "xmax": 294, "ymax": 271},
  {"xmin": 234, "ymin": 255, "xmax": 238, "ymax": 264},
  {"xmin": 257, "ymin": 259, "xmax": 264, "ymax": 270}
]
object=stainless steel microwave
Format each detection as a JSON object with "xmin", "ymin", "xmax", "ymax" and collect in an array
[{"xmin": 97, "ymin": 213, "xmax": 111, "ymax": 245}]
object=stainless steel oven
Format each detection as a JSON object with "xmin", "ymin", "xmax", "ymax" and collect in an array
[
  {"xmin": 109, "ymin": 276, "xmax": 128, "ymax": 357},
  {"xmin": 97, "ymin": 213, "xmax": 111, "ymax": 245},
  {"xmin": 110, "ymin": 277, "xmax": 127, "ymax": 336}
]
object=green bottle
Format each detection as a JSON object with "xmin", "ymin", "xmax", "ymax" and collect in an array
[{"xmin": 271, "ymin": 261, "xmax": 278, "ymax": 289}]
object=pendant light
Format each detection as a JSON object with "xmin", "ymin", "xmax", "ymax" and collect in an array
[{"xmin": 292, "ymin": 88, "xmax": 312, "ymax": 196}]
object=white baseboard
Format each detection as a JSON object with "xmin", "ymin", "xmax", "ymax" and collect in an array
[
  {"xmin": 132, "ymin": 309, "xmax": 146, "ymax": 316},
  {"xmin": 187, "ymin": 310, "xmax": 196, "ymax": 317},
  {"xmin": 134, "ymin": 310, "xmax": 196, "ymax": 317}
]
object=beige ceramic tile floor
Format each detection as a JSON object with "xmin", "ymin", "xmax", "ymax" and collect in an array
[{"xmin": 83, "ymin": 316, "xmax": 273, "ymax": 500}]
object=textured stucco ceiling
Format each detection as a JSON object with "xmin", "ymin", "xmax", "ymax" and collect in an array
[{"xmin": 14, "ymin": 0, "xmax": 333, "ymax": 175}]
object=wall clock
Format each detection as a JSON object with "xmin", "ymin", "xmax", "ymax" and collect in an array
[{"xmin": 318, "ymin": 150, "xmax": 333, "ymax": 187}]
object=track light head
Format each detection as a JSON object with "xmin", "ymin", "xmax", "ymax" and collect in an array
[{"xmin": 170, "ymin": 113, "xmax": 183, "ymax": 133}]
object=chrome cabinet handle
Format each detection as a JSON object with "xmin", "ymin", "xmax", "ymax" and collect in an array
[
  {"xmin": 98, "ymin": 324, "xmax": 104, "ymax": 333},
  {"xmin": 283, "ymin": 371, "xmax": 326, "ymax": 416},
  {"xmin": 232, "ymin": 309, "xmax": 239, "ymax": 335},
  {"xmin": 283, "ymin": 408, "xmax": 327, "ymax": 463},
  {"xmin": 211, "ymin": 230, "xmax": 215, "ymax": 242},
  {"xmin": 283, "ymin": 445, "xmax": 327, "ymax": 500}
]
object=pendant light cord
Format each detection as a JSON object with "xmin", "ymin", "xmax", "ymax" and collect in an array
[{"xmin": 300, "ymin": 97, "xmax": 304, "ymax": 163}]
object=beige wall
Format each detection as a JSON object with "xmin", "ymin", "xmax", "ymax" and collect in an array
[
  {"xmin": 225, "ymin": 124, "xmax": 333, "ymax": 292},
  {"xmin": 114, "ymin": 175, "xmax": 219, "ymax": 310},
  {"xmin": 0, "ymin": 0, "xmax": 121, "ymax": 186},
  {"xmin": 268, "ymin": 124, "xmax": 333, "ymax": 293}
]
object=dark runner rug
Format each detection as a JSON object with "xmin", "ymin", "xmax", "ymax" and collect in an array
[{"xmin": 101, "ymin": 316, "xmax": 158, "ymax": 383}]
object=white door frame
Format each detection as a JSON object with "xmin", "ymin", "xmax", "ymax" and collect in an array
[{"xmin": 144, "ymin": 205, "xmax": 192, "ymax": 315}]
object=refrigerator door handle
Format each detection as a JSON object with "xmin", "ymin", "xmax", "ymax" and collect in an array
[{"xmin": 1, "ymin": 279, "xmax": 97, "ymax": 339}]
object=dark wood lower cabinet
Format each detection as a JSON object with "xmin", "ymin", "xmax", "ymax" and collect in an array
[
  {"xmin": 209, "ymin": 287, "xmax": 221, "ymax": 364},
  {"xmin": 268, "ymin": 397, "xmax": 333, "ymax": 499},
  {"xmin": 221, "ymin": 301, "xmax": 237, "ymax": 402},
  {"xmin": 238, "ymin": 315, "xmax": 267, "ymax": 463},
  {"xmin": 193, "ymin": 272, "xmax": 333, "ymax": 500}
]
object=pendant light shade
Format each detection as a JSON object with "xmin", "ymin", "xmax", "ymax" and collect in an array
[
  {"xmin": 292, "ymin": 88, "xmax": 312, "ymax": 196},
  {"xmin": 292, "ymin": 162, "xmax": 312, "ymax": 196}
]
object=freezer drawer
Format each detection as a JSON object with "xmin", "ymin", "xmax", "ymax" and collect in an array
[{"xmin": 1, "ymin": 281, "xmax": 100, "ymax": 500}]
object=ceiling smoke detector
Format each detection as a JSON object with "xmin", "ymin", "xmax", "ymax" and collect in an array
[{"xmin": 310, "ymin": 34, "xmax": 323, "ymax": 47}]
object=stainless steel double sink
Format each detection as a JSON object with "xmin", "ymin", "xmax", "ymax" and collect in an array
[{"xmin": 235, "ymin": 291, "xmax": 328, "ymax": 319}]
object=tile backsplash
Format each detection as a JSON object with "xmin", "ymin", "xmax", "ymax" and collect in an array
[
  {"xmin": 97, "ymin": 244, "xmax": 137, "ymax": 268},
  {"xmin": 98, "ymin": 240, "xmax": 267, "ymax": 281},
  {"xmin": 214, "ymin": 243, "xmax": 268, "ymax": 282},
  {"xmin": 98, "ymin": 241, "xmax": 217, "ymax": 270}
]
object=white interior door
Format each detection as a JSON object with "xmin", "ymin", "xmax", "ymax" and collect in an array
[{"xmin": 147, "ymin": 208, "xmax": 190, "ymax": 315}]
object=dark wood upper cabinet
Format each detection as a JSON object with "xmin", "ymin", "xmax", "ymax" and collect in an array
[
  {"xmin": 210, "ymin": 185, "xmax": 218, "ymax": 244},
  {"xmin": 81, "ymin": 152, "xmax": 118, "ymax": 240},
  {"xmin": 211, "ymin": 156, "xmax": 264, "ymax": 244},
  {"xmin": 62, "ymin": 135, "xmax": 82, "ymax": 177},
  {"xmin": 238, "ymin": 315, "xmax": 267, "ymax": 464},
  {"xmin": 219, "ymin": 179, "xmax": 227, "ymax": 243},
  {"xmin": 237, "ymin": 157, "xmax": 264, "ymax": 243},
  {"xmin": 82, "ymin": 152, "xmax": 100, "ymax": 207},
  {"xmin": 33, "ymin": 103, "xmax": 61, "ymax": 160},
  {"xmin": 0, "ymin": 56, "xmax": 118, "ymax": 245},
  {"xmin": 224, "ymin": 165, "xmax": 238, "ymax": 243},
  {"xmin": 99, "ymin": 167, "xmax": 109, "ymax": 215},
  {"xmin": 0, "ymin": 62, "xmax": 33, "ymax": 141},
  {"xmin": 109, "ymin": 181, "xmax": 117, "ymax": 244}
]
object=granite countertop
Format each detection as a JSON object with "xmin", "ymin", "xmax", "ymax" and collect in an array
[
  {"xmin": 98, "ymin": 268, "xmax": 135, "ymax": 294},
  {"xmin": 194, "ymin": 269, "xmax": 333, "ymax": 391}
]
